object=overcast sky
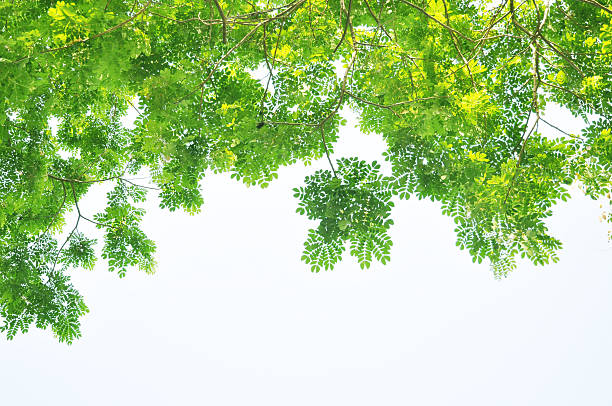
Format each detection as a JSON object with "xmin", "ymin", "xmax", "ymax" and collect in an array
[{"xmin": 1, "ymin": 107, "xmax": 611, "ymax": 405}]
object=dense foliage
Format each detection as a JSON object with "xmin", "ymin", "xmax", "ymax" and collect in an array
[{"xmin": 1, "ymin": 0, "xmax": 611, "ymax": 342}]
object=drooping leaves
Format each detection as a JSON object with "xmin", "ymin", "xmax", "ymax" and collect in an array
[
  {"xmin": 1, "ymin": 0, "xmax": 611, "ymax": 341},
  {"xmin": 295, "ymin": 158, "xmax": 394, "ymax": 271}
]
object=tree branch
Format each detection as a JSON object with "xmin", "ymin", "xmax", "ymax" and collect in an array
[
  {"xmin": 333, "ymin": 0, "xmax": 353, "ymax": 54},
  {"xmin": 212, "ymin": 0, "xmax": 228, "ymax": 43}
]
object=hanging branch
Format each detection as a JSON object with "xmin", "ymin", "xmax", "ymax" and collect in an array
[
  {"xmin": 259, "ymin": 16, "xmax": 287, "ymax": 121},
  {"xmin": 333, "ymin": 0, "xmax": 353, "ymax": 54},
  {"xmin": 539, "ymin": 117, "xmax": 578, "ymax": 139},
  {"xmin": 362, "ymin": 0, "xmax": 394, "ymax": 43},
  {"xmin": 510, "ymin": 0, "xmax": 584, "ymax": 77},
  {"xmin": 320, "ymin": 125, "xmax": 337, "ymax": 177},
  {"xmin": 212, "ymin": 0, "xmax": 228, "ymax": 43},
  {"xmin": 317, "ymin": 50, "xmax": 358, "ymax": 176}
]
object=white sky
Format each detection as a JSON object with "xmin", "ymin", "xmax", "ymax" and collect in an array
[{"xmin": 1, "ymin": 107, "xmax": 611, "ymax": 405}]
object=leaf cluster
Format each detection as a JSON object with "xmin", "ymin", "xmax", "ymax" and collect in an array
[{"xmin": 1, "ymin": 0, "xmax": 611, "ymax": 341}]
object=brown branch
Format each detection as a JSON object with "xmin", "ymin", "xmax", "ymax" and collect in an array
[
  {"xmin": 261, "ymin": 24, "xmax": 273, "ymax": 73},
  {"xmin": 362, "ymin": 0, "xmax": 393, "ymax": 42},
  {"xmin": 48, "ymin": 172, "xmax": 157, "ymax": 190},
  {"xmin": 230, "ymin": 3, "xmax": 302, "ymax": 20},
  {"xmin": 539, "ymin": 34, "xmax": 585, "ymax": 77},
  {"xmin": 530, "ymin": 37, "xmax": 541, "ymax": 113},
  {"xmin": 212, "ymin": 0, "xmax": 228, "ymax": 43},
  {"xmin": 510, "ymin": 0, "xmax": 584, "ymax": 77},
  {"xmin": 308, "ymin": 0, "xmax": 316, "ymax": 40},
  {"xmin": 345, "ymin": 91, "xmax": 401, "ymax": 119},
  {"xmin": 317, "ymin": 50, "xmax": 357, "ymax": 176},
  {"xmin": 333, "ymin": 0, "xmax": 353, "ymax": 54},
  {"xmin": 262, "ymin": 50, "xmax": 358, "ymax": 175},
  {"xmin": 208, "ymin": 2, "xmax": 214, "ymax": 46},
  {"xmin": 178, "ymin": 23, "xmax": 265, "ymax": 104},
  {"xmin": 51, "ymin": 182, "xmax": 82, "ymax": 272},
  {"xmin": 51, "ymin": 212, "xmax": 80, "ymax": 273},
  {"xmin": 319, "ymin": 51, "xmax": 357, "ymax": 128},
  {"xmin": 539, "ymin": 117, "xmax": 579, "ymax": 139},
  {"xmin": 320, "ymin": 125, "xmax": 337, "ymax": 177},
  {"xmin": 148, "ymin": 12, "xmax": 258, "ymax": 27},
  {"xmin": 126, "ymin": 97, "xmax": 144, "ymax": 120},
  {"xmin": 503, "ymin": 0, "xmax": 545, "ymax": 208},
  {"xmin": 443, "ymin": 0, "xmax": 517, "ymax": 82},
  {"xmin": 120, "ymin": 178, "xmax": 161, "ymax": 190},
  {"xmin": 540, "ymin": 80, "xmax": 588, "ymax": 104},
  {"xmin": 264, "ymin": 120, "xmax": 319, "ymax": 127},
  {"xmin": 47, "ymin": 176, "xmax": 141, "ymax": 265},
  {"xmin": 259, "ymin": 17, "xmax": 286, "ymax": 117},
  {"xmin": 48, "ymin": 174, "xmax": 121, "ymax": 184}
]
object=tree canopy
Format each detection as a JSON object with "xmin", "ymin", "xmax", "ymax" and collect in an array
[{"xmin": 1, "ymin": 0, "xmax": 611, "ymax": 342}]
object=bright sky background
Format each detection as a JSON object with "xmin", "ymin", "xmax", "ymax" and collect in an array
[{"xmin": 1, "ymin": 106, "xmax": 611, "ymax": 405}]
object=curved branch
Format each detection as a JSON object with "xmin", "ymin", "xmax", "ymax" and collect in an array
[
  {"xmin": 333, "ymin": 0, "xmax": 353, "ymax": 54},
  {"xmin": 212, "ymin": 0, "xmax": 228, "ymax": 43}
]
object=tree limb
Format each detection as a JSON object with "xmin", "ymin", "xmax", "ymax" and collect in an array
[{"xmin": 212, "ymin": 0, "xmax": 228, "ymax": 43}]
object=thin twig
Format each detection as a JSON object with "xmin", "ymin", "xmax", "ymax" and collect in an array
[
  {"xmin": 320, "ymin": 125, "xmax": 337, "ymax": 177},
  {"xmin": 345, "ymin": 91, "xmax": 401, "ymax": 118},
  {"xmin": 362, "ymin": 0, "xmax": 393, "ymax": 42},
  {"xmin": 333, "ymin": 0, "xmax": 353, "ymax": 54},
  {"xmin": 259, "ymin": 17, "xmax": 286, "ymax": 117},
  {"xmin": 539, "ymin": 117, "xmax": 578, "ymax": 138},
  {"xmin": 51, "ymin": 183, "xmax": 83, "ymax": 272},
  {"xmin": 48, "ymin": 174, "xmax": 121, "ymax": 184},
  {"xmin": 121, "ymin": 178, "xmax": 161, "ymax": 190}
]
